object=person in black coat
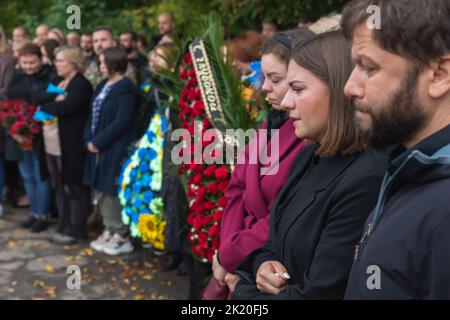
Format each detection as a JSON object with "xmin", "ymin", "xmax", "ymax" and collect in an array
[
  {"xmin": 83, "ymin": 47, "xmax": 137, "ymax": 256},
  {"xmin": 341, "ymin": 0, "xmax": 450, "ymax": 300},
  {"xmin": 39, "ymin": 46, "xmax": 93, "ymax": 245},
  {"xmin": 232, "ymin": 31, "xmax": 389, "ymax": 300},
  {"xmin": 5, "ymin": 43, "xmax": 58, "ymax": 232}
]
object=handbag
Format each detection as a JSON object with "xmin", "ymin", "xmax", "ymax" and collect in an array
[{"xmin": 199, "ymin": 277, "xmax": 230, "ymax": 300}]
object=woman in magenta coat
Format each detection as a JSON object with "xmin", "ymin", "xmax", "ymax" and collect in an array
[{"xmin": 212, "ymin": 28, "xmax": 315, "ymax": 294}]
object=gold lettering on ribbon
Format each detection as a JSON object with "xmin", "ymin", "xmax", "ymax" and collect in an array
[{"xmin": 189, "ymin": 39, "xmax": 240, "ymax": 168}]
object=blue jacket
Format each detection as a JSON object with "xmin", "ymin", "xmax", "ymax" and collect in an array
[
  {"xmin": 345, "ymin": 127, "xmax": 450, "ymax": 299},
  {"xmin": 83, "ymin": 78, "xmax": 137, "ymax": 194}
]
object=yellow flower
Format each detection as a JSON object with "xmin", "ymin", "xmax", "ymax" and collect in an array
[
  {"xmin": 242, "ymin": 87, "xmax": 254, "ymax": 101},
  {"xmin": 138, "ymin": 214, "xmax": 166, "ymax": 250}
]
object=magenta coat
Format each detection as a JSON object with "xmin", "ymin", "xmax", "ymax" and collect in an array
[{"xmin": 218, "ymin": 118, "xmax": 306, "ymax": 272}]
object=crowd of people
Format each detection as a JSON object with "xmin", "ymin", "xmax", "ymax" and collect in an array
[{"xmin": 0, "ymin": 0, "xmax": 450, "ymax": 300}]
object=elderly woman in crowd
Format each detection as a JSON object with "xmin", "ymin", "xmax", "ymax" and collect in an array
[{"xmin": 38, "ymin": 45, "xmax": 93, "ymax": 245}]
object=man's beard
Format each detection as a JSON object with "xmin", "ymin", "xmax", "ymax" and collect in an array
[
  {"xmin": 122, "ymin": 46, "xmax": 133, "ymax": 54},
  {"xmin": 354, "ymin": 65, "xmax": 428, "ymax": 149}
]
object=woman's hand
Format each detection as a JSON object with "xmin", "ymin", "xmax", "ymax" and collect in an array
[
  {"xmin": 87, "ymin": 142, "xmax": 99, "ymax": 154},
  {"xmin": 256, "ymin": 261, "xmax": 290, "ymax": 295},
  {"xmin": 212, "ymin": 251, "xmax": 227, "ymax": 287},
  {"xmin": 224, "ymin": 273, "xmax": 240, "ymax": 293},
  {"xmin": 55, "ymin": 94, "xmax": 66, "ymax": 102},
  {"xmin": 12, "ymin": 134, "xmax": 25, "ymax": 144}
]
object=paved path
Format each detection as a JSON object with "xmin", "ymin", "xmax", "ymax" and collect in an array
[{"xmin": 0, "ymin": 206, "xmax": 189, "ymax": 300}]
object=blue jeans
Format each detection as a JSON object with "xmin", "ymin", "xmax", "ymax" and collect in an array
[
  {"xmin": 17, "ymin": 151, "xmax": 51, "ymax": 217},
  {"xmin": 0, "ymin": 153, "xmax": 5, "ymax": 202}
]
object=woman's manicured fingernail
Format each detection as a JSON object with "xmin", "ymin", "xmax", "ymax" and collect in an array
[{"xmin": 283, "ymin": 272, "xmax": 291, "ymax": 279}]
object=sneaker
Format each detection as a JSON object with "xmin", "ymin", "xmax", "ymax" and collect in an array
[
  {"xmin": 102, "ymin": 233, "xmax": 134, "ymax": 256},
  {"xmin": 50, "ymin": 232, "xmax": 77, "ymax": 245},
  {"xmin": 22, "ymin": 215, "xmax": 38, "ymax": 228},
  {"xmin": 30, "ymin": 219, "xmax": 48, "ymax": 233},
  {"xmin": 90, "ymin": 230, "xmax": 112, "ymax": 252},
  {"xmin": 153, "ymin": 248, "xmax": 168, "ymax": 256}
]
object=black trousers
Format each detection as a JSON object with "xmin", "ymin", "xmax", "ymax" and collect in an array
[{"xmin": 46, "ymin": 154, "xmax": 91, "ymax": 239}]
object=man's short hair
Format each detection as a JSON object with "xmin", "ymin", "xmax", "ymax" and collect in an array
[
  {"xmin": 342, "ymin": 0, "xmax": 450, "ymax": 67},
  {"xmin": 18, "ymin": 42, "xmax": 41, "ymax": 58},
  {"xmin": 92, "ymin": 26, "xmax": 114, "ymax": 37}
]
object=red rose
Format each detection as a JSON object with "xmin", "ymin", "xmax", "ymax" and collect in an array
[
  {"xmin": 197, "ymin": 186, "xmax": 207, "ymax": 199},
  {"xmin": 212, "ymin": 238, "xmax": 220, "ymax": 251},
  {"xmin": 212, "ymin": 210, "xmax": 223, "ymax": 222},
  {"xmin": 214, "ymin": 166, "xmax": 229, "ymax": 180},
  {"xmin": 207, "ymin": 250, "xmax": 215, "ymax": 262},
  {"xmin": 193, "ymin": 88, "xmax": 201, "ymax": 100},
  {"xmin": 208, "ymin": 224, "xmax": 219, "ymax": 237},
  {"xmin": 183, "ymin": 53, "xmax": 192, "ymax": 65},
  {"xmin": 188, "ymin": 68, "xmax": 196, "ymax": 78},
  {"xmin": 217, "ymin": 196, "xmax": 227, "ymax": 207},
  {"xmin": 192, "ymin": 100, "xmax": 205, "ymax": 116},
  {"xmin": 217, "ymin": 180, "xmax": 230, "ymax": 192},
  {"xmin": 203, "ymin": 164, "xmax": 216, "ymax": 177},
  {"xmin": 181, "ymin": 86, "xmax": 190, "ymax": 100},
  {"xmin": 192, "ymin": 215, "xmax": 204, "ymax": 230},
  {"xmin": 192, "ymin": 244, "xmax": 200, "ymax": 256},
  {"xmin": 207, "ymin": 181, "xmax": 219, "ymax": 194},
  {"xmin": 204, "ymin": 201, "xmax": 215, "ymax": 210},
  {"xmin": 180, "ymin": 68, "xmax": 188, "ymax": 80},
  {"xmin": 189, "ymin": 163, "xmax": 203, "ymax": 172},
  {"xmin": 187, "ymin": 78, "xmax": 198, "ymax": 88},
  {"xmin": 203, "ymin": 118, "xmax": 211, "ymax": 129},
  {"xmin": 203, "ymin": 215, "xmax": 213, "ymax": 226},
  {"xmin": 187, "ymin": 123, "xmax": 195, "ymax": 135}
]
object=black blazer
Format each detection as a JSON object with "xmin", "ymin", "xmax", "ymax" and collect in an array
[
  {"xmin": 40, "ymin": 73, "xmax": 93, "ymax": 186},
  {"xmin": 232, "ymin": 144, "xmax": 388, "ymax": 300}
]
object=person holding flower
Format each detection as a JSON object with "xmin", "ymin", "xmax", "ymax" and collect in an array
[
  {"xmin": 84, "ymin": 47, "xmax": 138, "ymax": 256},
  {"xmin": 38, "ymin": 45, "xmax": 93, "ymax": 245},
  {"xmin": 211, "ymin": 29, "xmax": 314, "ymax": 297},
  {"xmin": 6, "ymin": 43, "xmax": 58, "ymax": 232}
]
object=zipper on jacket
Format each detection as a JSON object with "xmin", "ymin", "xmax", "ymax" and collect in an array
[{"xmin": 353, "ymin": 223, "xmax": 373, "ymax": 261}]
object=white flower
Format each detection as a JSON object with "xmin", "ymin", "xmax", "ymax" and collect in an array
[{"xmin": 122, "ymin": 211, "xmax": 130, "ymax": 225}]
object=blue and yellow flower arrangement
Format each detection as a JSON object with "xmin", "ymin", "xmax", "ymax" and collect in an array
[{"xmin": 118, "ymin": 113, "xmax": 167, "ymax": 248}]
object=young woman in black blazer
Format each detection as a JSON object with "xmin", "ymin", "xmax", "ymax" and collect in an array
[{"xmin": 232, "ymin": 30, "xmax": 389, "ymax": 300}]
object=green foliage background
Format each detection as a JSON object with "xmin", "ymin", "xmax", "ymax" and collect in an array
[{"xmin": 1, "ymin": 0, "xmax": 350, "ymax": 43}]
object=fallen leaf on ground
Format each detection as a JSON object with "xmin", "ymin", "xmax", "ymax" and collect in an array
[{"xmin": 45, "ymin": 265, "xmax": 55, "ymax": 273}]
